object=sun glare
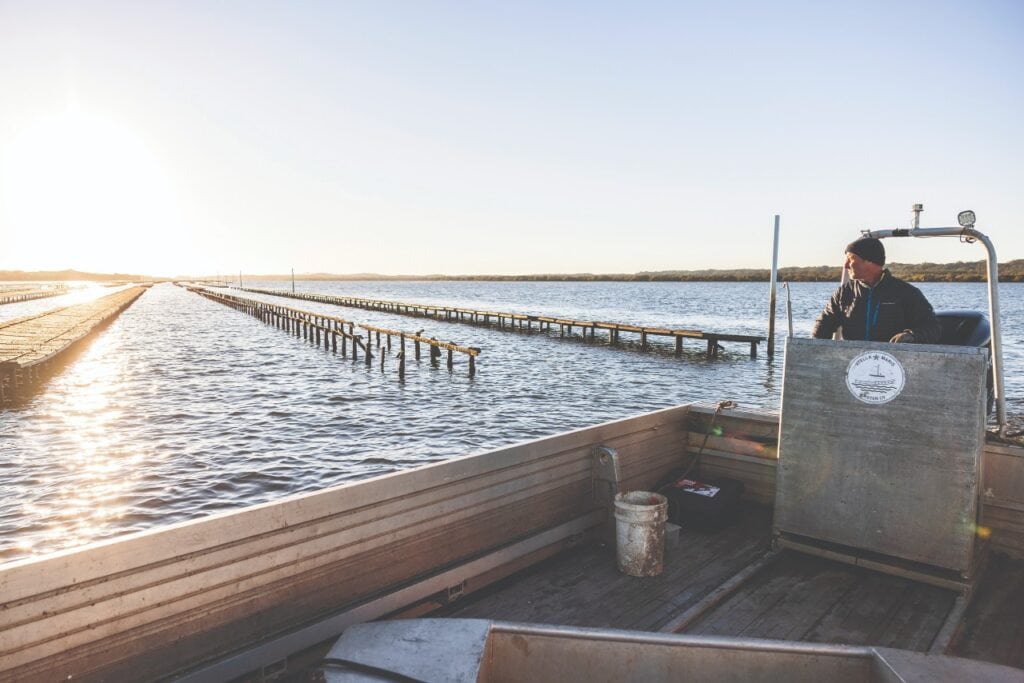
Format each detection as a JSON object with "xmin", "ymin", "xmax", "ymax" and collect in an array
[{"xmin": 1, "ymin": 108, "xmax": 181, "ymax": 275}]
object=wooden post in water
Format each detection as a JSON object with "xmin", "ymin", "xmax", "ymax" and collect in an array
[
  {"xmin": 447, "ymin": 348, "xmax": 454, "ymax": 371},
  {"xmin": 675, "ymin": 336, "xmax": 683, "ymax": 357},
  {"xmin": 399, "ymin": 336, "xmax": 406, "ymax": 379},
  {"xmin": 415, "ymin": 339, "xmax": 421, "ymax": 360}
]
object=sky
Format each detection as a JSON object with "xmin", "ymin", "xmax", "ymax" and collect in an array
[{"xmin": 0, "ymin": 1, "xmax": 1022, "ymax": 277}]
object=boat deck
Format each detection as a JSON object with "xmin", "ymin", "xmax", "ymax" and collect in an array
[{"xmin": 440, "ymin": 503, "xmax": 1024, "ymax": 670}]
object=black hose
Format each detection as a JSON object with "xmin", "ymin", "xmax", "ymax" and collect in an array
[{"xmin": 671, "ymin": 401, "xmax": 737, "ymax": 485}]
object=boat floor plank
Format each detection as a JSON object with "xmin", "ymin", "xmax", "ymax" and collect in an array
[
  {"xmin": 802, "ymin": 568, "xmax": 952, "ymax": 652},
  {"xmin": 952, "ymin": 552, "xmax": 1024, "ymax": 669},
  {"xmin": 685, "ymin": 551, "xmax": 956, "ymax": 651},
  {"xmin": 440, "ymin": 504, "xmax": 772, "ymax": 630},
  {"xmin": 435, "ymin": 503, "xmax": 1023, "ymax": 665}
]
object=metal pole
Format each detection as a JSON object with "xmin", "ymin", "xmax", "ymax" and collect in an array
[
  {"xmin": 767, "ymin": 215, "xmax": 780, "ymax": 357},
  {"xmin": 783, "ymin": 283, "xmax": 793, "ymax": 338},
  {"xmin": 975, "ymin": 233, "xmax": 1007, "ymax": 434},
  {"xmin": 863, "ymin": 224, "xmax": 1007, "ymax": 435},
  {"xmin": 833, "ymin": 257, "xmax": 849, "ymax": 341}
]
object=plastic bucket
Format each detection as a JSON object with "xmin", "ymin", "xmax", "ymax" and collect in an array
[{"xmin": 613, "ymin": 491, "xmax": 668, "ymax": 577}]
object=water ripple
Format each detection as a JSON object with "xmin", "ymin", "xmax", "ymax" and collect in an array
[{"xmin": 1, "ymin": 280, "xmax": 1021, "ymax": 563}]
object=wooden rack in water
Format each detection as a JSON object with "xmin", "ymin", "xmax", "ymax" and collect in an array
[
  {"xmin": 0, "ymin": 286, "xmax": 149, "ymax": 402},
  {"xmin": 185, "ymin": 286, "xmax": 481, "ymax": 378},
  {"xmin": 241, "ymin": 287, "xmax": 765, "ymax": 359},
  {"xmin": 0, "ymin": 285, "xmax": 68, "ymax": 306}
]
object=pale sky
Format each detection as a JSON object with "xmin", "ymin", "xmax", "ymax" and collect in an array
[{"xmin": 1, "ymin": 1, "xmax": 1021, "ymax": 277}]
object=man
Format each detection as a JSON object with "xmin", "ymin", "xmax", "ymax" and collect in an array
[{"xmin": 812, "ymin": 237, "xmax": 940, "ymax": 343}]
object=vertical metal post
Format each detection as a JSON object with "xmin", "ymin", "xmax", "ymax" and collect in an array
[
  {"xmin": 783, "ymin": 283, "xmax": 794, "ymax": 338},
  {"xmin": 976, "ymin": 232, "xmax": 1008, "ymax": 434},
  {"xmin": 767, "ymin": 215, "xmax": 780, "ymax": 357}
]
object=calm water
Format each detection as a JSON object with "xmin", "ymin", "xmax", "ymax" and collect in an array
[{"xmin": 2, "ymin": 280, "xmax": 1022, "ymax": 563}]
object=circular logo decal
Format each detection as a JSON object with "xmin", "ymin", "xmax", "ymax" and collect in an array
[{"xmin": 845, "ymin": 351, "xmax": 906, "ymax": 404}]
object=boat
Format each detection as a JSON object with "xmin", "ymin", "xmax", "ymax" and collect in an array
[
  {"xmin": 2, "ymin": 208, "xmax": 1021, "ymax": 681},
  {"xmin": 2, "ymin": 398, "xmax": 1021, "ymax": 682}
]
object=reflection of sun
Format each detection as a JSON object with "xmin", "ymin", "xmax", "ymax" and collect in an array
[
  {"xmin": 18, "ymin": 333, "xmax": 138, "ymax": 556},
  {"xmin": 1, "ymin": 107, "xmax": 181, "ymax": 275}
]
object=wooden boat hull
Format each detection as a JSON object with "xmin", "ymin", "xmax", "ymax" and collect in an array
[{"xmin": 0, "ymin": 402, "xmax": 1021, "ymax": 681}]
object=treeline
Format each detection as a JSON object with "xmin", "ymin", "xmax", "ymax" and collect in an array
[
  {"xmin": 0, "ymin": 269, "xmax": 149, "ymax": 282},
  {"xmin": 635, "ymin": 260, "xmax": 1024, "ymax": 283},
  {"xmin": 247, "ymin": 260, "xmax": 1024, "ymax": 282},
  {"xmin": 5, "ymin": 261, "xmax": 1024, "ymax": 283}
]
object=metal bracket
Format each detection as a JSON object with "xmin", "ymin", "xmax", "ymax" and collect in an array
[
  {"xmin": 592, "ymin": 445, "xmax": 622, "ymax": 501},
  {"xmin": 446, "ymin": 581, "xmax": 466, "ymax": 603},
  {"xmin": 260, "ymin": 658, "xmax": 288, "ymax": 682},
  {"xmin": 592, "ymin": 445, "xmax": 623, "ymax": 544},
  {"xmin": 567, "ymin": 532, "xmax": 586, "ymax": 548}
]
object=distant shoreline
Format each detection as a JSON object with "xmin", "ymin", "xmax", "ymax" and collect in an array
[{"xmin": 3, "ymin": 260, "xmax": 1023, "ymax": 283}]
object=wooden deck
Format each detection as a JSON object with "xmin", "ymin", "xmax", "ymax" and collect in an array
[
  {"xmin": 185, "ymin": 285, "xmax": 481, "ymax": 377},
  {"xmin": 441, "ymin": 503, "xmax": 1024, "ymax": 670},
  {"xmin": 0, "ymin": 285, "xmax": 66, "ymax": 305},
  {"xmin": 240, "ymin": 287, "xmax": 765, "ymax": 359},
  {"xmin": 0, "ymin": 286, "xmax": 148, "ymax": 399}
]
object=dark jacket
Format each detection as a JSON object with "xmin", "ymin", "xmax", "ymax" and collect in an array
[{"xmin": 812, "ymin": 270, "xmax": 940, "ymax": 343}]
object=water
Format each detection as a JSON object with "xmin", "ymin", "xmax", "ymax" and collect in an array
[{"xmin": 2, "ymin": 280, "xmax": 1022, "ymax": 563}]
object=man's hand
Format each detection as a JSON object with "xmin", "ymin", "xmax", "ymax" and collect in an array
[{"xmin": 890, "ymin": 331, "xmax": 915, "ymax": 343}]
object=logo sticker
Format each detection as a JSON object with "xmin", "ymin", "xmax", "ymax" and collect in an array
[{"xmin": 846, "ymin": 351, "xmax": 906, "ymax": 404}]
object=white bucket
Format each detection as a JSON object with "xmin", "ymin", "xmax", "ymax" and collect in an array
[{"xmin": 613, "ymin": 491, "xmax": 668, "ymax": 577}]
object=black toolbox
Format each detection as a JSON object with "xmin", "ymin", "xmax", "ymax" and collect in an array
[{"xmin": 659, "ymin": 471, "xmax": 745, "ymax": 529}]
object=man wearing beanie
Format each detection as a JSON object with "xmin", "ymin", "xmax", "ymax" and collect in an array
[{"xmin": 812, "ymin": 237, "xmax": 940, "ymax": 343}]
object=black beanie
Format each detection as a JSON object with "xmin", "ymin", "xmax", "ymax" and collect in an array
[{"xmin": 845, "ymin": 237, "xmax": 885, "ymax": 266}]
